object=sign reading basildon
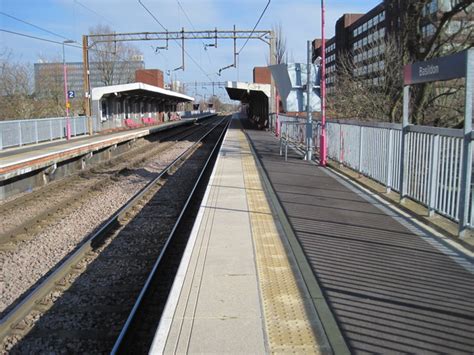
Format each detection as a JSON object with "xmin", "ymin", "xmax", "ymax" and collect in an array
[{"xmin": 403, "ymin": 50, "xmax": 468, "ymax": 85}]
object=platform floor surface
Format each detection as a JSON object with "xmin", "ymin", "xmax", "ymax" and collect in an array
[
  {"xmin": 245, "ymin": 126, "xmax": 474, "ymax": 354},
  {"xmin": 151, "ymin": 119, "xmax": 329, "ymax": 354},
  {"xmin": 0, "ymin": 124, "xmax": 163, "ymax": 170}
]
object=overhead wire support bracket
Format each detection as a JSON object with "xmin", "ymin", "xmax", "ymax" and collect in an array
[
  {"xmin": 181, "ymin": 27, "xmax": 185, "ymax": 70},
  {"xmin": 204, "ymin": 28, "xmax": 218, "ymax": 49},
  {"xmin": 217, "ymin": 25, "xmax": 238, "ymax": 76}
]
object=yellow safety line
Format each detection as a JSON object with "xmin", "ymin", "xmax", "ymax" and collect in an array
[{"xmin": 239, "ymin": 131, "xmax": 321, "ymax": 354}]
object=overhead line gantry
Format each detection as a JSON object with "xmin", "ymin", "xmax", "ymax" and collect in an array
[{"xmin": 82, "ymin": 28, "xmax": 275, "ymax": 115}]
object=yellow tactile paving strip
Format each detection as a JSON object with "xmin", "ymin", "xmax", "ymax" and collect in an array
[{"xmin": 239, "ymin": 131, "xmax": 321, "ymax": 354}]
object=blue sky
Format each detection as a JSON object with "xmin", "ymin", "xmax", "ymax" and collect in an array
[{"xmin": 1, "ymin": 0, "xmax": 380, "ymax": 99}]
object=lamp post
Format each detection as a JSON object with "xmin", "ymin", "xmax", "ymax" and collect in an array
[
  {"xmin": 320, "ymin": 0, "xmax": 328, "ymax": 166},
  {"xmin": 62, "ymin": 40, "xmax": 74, "ymax": 140}
]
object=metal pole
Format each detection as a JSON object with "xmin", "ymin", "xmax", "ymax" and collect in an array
[
  {"xmin": 275, "ymin": 92, "xmax": 280, "ymax": 136},
  {"xmin": 269, "ymin": 30, "xmax": 276, "ymax": 116},
  {"xmin": 181, "ymin": 27, "xmax": 185, "ymax": 70},
  {"xmin": 400, "ymin": 85, "xmax": 410, "ymax": 202},
  {"xmin": 82, "ymin": 35, "xmax": 93, "ymax": 134},
  {"xmin": 319, "ymin": 0, "xmax": 327, "ymax": 166},
  {"xmin": 459, "ymin": 49, "xmax": 473, "ymax": 237},
  {"xmin": 306, "ymin": 40, "xmax": 313, "ymax": 161},
  {"xmin": 63, "ymin": 42, "xmax": 71, "ymax": 140}
]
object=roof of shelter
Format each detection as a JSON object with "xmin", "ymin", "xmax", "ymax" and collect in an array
[
  {"xmin": 225, "ymin": 81, "xmax": 271, "ymax": 101},
  {"xmin": 91, "ymin": 82, "xmax": 193, "ymax": 102}
]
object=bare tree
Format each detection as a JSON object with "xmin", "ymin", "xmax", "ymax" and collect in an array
[
  {"xmin": 329, "ymin": 0, "xmax": 473, "ymax": 126},
  {"xmin": 272, "ymin": 22, "xmax": 287, "ymax": 64},
  {"xmin": 0, "ymin": 50, "xmax": 35, "ymax": 119},
  {"xmin": 328, "ymin": 34, "xmax": 403, "ymax": 122},
  {"xmin": 89, "ymin": 24, "xmax": 143, "ymax": 86},
  {"xmin": 393, "ymin": 0, "xmax": 473, "ymax": 125}
]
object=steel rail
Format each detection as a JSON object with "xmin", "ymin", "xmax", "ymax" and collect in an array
[
  {"xmin": 0, "ymin": 116, "xmax": 225, "ymax": 340},
  {"xmin": 110, "ymin": 116, "xmax": 231, "ymax": 354},
  {"xmin": 0, "ymin": 118, "xmax": 216, "ymax": 248}
]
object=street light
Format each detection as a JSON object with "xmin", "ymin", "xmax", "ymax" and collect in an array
[{"xmin": 62, "ymin": 40, "xmax": 75, "ymax": 140}]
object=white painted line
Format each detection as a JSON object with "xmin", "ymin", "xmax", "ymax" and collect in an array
[{"xmin": 148, "ymin": 126, "xmax": 229, "ymax": 355}]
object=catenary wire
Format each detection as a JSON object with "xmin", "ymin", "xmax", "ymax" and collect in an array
[
  {"xmin": 137, "ymin": 0, "xmax": 213, "ymax": 82},
  {"xmin": 237, "ymin": 0, "xmax": 271, "ymax": 55}
]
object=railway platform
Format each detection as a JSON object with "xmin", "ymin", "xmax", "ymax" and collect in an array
[
  {"xmin": 152, "ymin": 116, "xmax": 474, "ymax": 354},
  {"xmin": 0, "ymin": 115, "xmax": 214, "ymax": 200}
]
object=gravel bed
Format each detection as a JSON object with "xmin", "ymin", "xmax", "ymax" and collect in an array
[
  {"xmin": 0, "ymin": 138, "xmax": 199, "ymax": 315},
  {"xmin": 0, "ymin": 131, "xmax": 185, "ymax": 236},
  {"xmin": 2, "ymin": 124, "xmax": 220, "ymax": 353},
  {"xmin": 0, "ymin": 179, "xmax": 98, "ymax": 234}
]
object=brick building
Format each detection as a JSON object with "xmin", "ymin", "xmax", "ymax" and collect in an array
[
  {"xmin": 135, "ymin": 69, "xmax": 164, "ymax": 88},
  {"xmin": 312, "ymin": 0, "xmax": 473, "ymax": 94},
  {"xmin": 253, "ymin": 67, "xmax": 272, "ymax": 85}
]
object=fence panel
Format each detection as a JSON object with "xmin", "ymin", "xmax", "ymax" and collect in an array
[
  {"xmin": 270, "ymin": 115, "xmax": 471, "ymax": 226},
  {"xmin": 0, "ymin": 116, "xmax": 90, "ymax": 150}
]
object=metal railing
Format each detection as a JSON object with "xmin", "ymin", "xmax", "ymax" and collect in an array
[
  {"xmin": 271, "ymin": 113, "xmax": 474, "ymax": 230},
  {"xmin": 0, "ymin": 116, "xmax": 90, "ymax": 150}
]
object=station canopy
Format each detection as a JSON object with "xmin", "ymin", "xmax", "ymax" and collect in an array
[
  {"xmin": 225, "ymin": 81, "xmax": 271, "ymax": 102},
  {"xmin": 91, "ymin": 82, "xmax": 194, "ymax": 103}
]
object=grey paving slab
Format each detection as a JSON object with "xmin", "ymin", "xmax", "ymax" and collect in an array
[
  {"xmin": 186, "ymin": 318, "xmax": 266, "ymax": 354},
  {"xmin": 161, "ymin": 121, "xmax": 266, "ymax": 354},
  {"xmin": 194, "ymin": 274, "xmax": 261, "ymax": 318},
  {"xmin": 245, "ymin": 126, "xmax": 474, "ymax": 354}
]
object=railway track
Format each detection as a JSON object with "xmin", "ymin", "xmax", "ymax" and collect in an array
[
  {"xmin": 0, "ymin": 119, "xmax": 223, "ymax": 317},
  {"xmin": 0, "ymin": 115, "xmax": 230, "ymax": 353},
  {"xmin": 0, "ymin": 117, "xmax": 216, "ymax": 250}
]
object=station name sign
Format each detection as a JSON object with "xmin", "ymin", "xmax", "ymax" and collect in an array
[{"xmin": 403, "ymin": 50, "xmax": 468, "ymax": 85}]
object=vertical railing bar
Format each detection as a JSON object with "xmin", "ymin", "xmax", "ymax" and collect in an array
[
  {"xmin": 359, "ymin": 126, "xmax": 364, "ymax": 174},
  {"xmin": 18, "ymin": 121, "xmax": 22, "ymax": 147},
  {"xmin": 428, "ymin": 135, "xmax": 439, "ymax": 216},
  {"xmin": 420, "ymin": 134, "xmax": 426, "ymax": 203},
  {"xmin": 34, "ymin": 120, "xmax": 39, "ymax": 144},
  {"xmin": 386, "ymin": 129, "xmax": 393, "ymax": 192},
  {"xmin": 406, "ymin": 133, "xmax": 411, "ymax": 197},
  {"xmin": 446, "ymin": 138, "xmax": 454, "ymax": 215},
  {"xmin": 419, "ymin": 134, "xmax": 425, "ymax": 203},
  {"xmin": 424, "ymin": 134, "xmax": 432, "ymax": 204},
  {"xmin": 441, "ymin": 137, "xmax": 448, "ymax": 213},
  {"xmin": 412, "ymin": 133, "xmax": 417, "ymax": 201},
  {"xmin": 426, "ymin": 134, "xmax": 432, "ymax": 204},
  {"xmin": 453, "ymin": 139, "xmax": 461, "ymax": 219}
]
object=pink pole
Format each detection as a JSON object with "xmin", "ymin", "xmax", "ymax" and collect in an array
[
  {"xmin": 63, "ymin": 43, "xmax": 71, "ymax": 140},
  {"xmin": 320, "ymin": 0, "xmax": 327, "ymax": 166},
  {"xmin": 63, "ymin": 64, "xmax": 71, "ymax": 140},
  {"xmin": 276, "ymin": 93, "xmax": 280, "ymax": 137}
]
